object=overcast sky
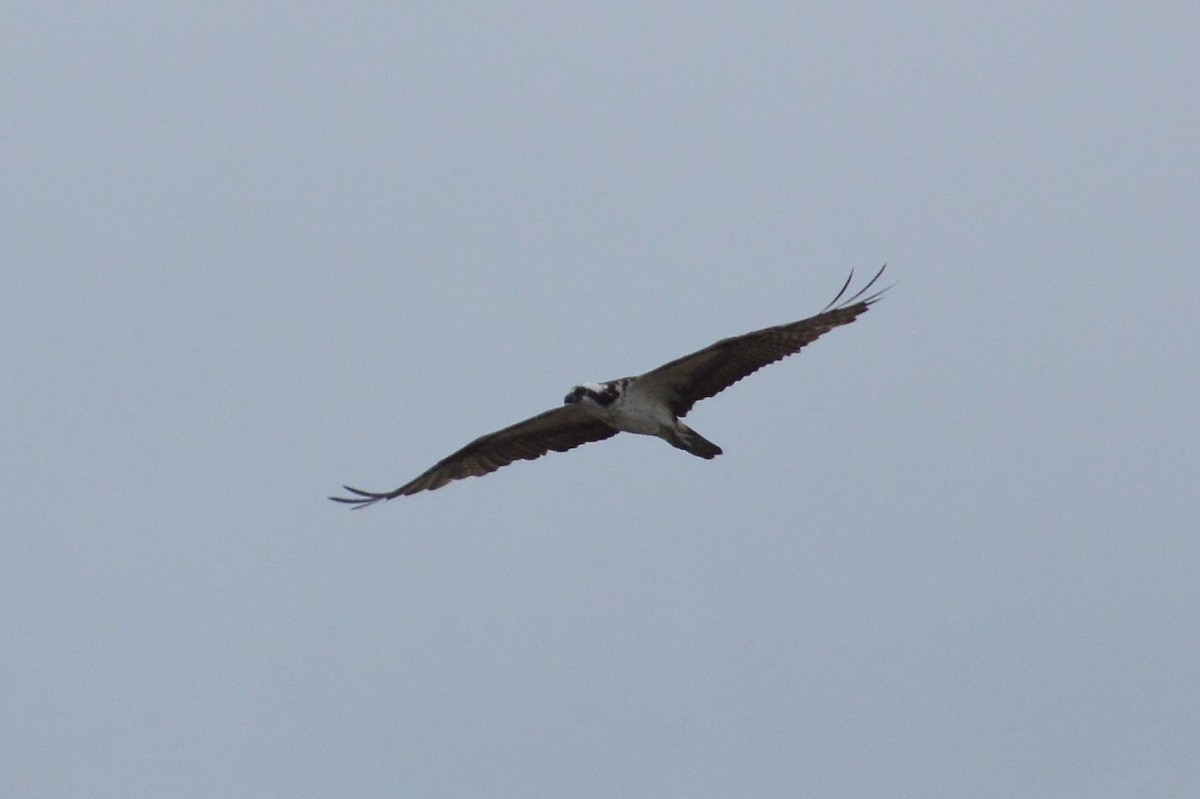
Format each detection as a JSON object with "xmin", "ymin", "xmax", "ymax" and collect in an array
[{"xmin": 4, "ymin": 3, "xmax": 1198, "ymax": 797}]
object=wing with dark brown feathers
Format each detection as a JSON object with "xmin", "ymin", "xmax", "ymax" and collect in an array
[
  {"xmin": 638, "ymin": 265, "xmax": 889, "ymax": 417},
  {"xmin": 330, "ymin": 405, "xmax": 618, "ymax": 508}
]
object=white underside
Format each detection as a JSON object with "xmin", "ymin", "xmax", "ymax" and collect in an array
[{"xmin": 584, "ymin": 380, "xmax": 678, "ymax": 437}]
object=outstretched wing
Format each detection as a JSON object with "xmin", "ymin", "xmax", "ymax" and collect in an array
[
  {"xmin": 638, "ymin": 265, "xmax": 889, "ymax": 417},
  {"xmin": 331, "ymin": 404, "xmax": 618, "ymax": 508}
]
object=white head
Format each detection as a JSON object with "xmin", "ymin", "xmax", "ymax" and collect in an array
[{"xmin": 564, "ymin": 381, "xmax": 619, "ymax": 407}]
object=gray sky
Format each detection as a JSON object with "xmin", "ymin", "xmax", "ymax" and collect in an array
[{"xmin": 4, "ymin": 3, "xmax": 1198, "ymax": 797}]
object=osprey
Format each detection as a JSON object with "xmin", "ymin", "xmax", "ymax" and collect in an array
[{"xmin": 332, "ymin": 266, "xmax": 888, "ymax": 508}]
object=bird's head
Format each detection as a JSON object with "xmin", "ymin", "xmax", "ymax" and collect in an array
[
  {"xmin": 564, "ymin": 384, "xmax": 593, "ymax": 405},
  {"xmin": 564, "ymin": 382, "xmax": 618, "ymax": 408}
]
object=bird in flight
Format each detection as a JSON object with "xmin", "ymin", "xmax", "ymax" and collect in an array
[{"xmin": 332, "ymin": 265, "xmax": 888, "ymax": 508}]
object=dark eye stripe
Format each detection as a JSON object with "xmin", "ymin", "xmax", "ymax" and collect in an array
[{"xmin": 585, "ymin": 381, "xmax": 622, "ymax": 407}]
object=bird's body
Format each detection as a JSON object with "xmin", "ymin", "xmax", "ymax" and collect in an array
[
  {"xmin": 332, "ymin": 266, "xmax": 888, "ymax": 508},
  {"xmin": 564, "ymin": 378, "xmax": 723, "ymax": 459}
]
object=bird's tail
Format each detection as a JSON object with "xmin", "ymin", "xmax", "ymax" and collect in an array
[{"xmin": 668, "ymin": 423, "xmax": 723, "ymax": 460}]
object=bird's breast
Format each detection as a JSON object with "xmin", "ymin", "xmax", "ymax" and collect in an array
[{"xmin": 593, "ymin": 381, "xmax": 676, "ymax": 436}]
